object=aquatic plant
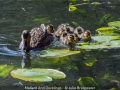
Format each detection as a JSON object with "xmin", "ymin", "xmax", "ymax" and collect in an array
[
  {"xmin": 0, "ymin": 64, "xmax": 14, "ymax": 78},
  {"xmin": 11, "ymin": 68, "xmax": 66, "ymax": 82}
]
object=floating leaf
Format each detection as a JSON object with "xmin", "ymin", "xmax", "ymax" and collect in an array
[
  {"xmin": 71, "ymin": 21, "xmax": 79, "ymax": 26},
  {"xmin": 83, "ymin": 0, "xmax": 89, "ymax": 2},
  {"xmin": 69, "ymin": 5, "xmax": 77, "ymax": 11},
  {"xmin": 78, "ymin": 77, "xmax": 99, "ymax": 88},
  {"xmin": 109, "ymin": 88, "xmax": 116, "ymax": 90},
  {"xmin": 76, "ymin": 36, "xmax": 120, "ymax": 49},
  {"xmin": 40, "ymin": 49, "xmax": 80, "ymax": 58},
  {"xmin": 0, "ymin": 64, "xmax": 14, "ymax": 78},
  {"xmin": 99, "ymin": 14, "xmax": 111, "ymax": 24},
  {"xmin": 108, "ymin": 21, "xmax": 120, "ymax": 29},
  {"xmin": 96, "ymin": 27, "xmax": 115, "ymax": 35},
  {"xmin": 103, "ymin": 74, "xmax": 118, "ymax": 81},
  {"xmin": 111, "ymin": 36, "xmax": 120, "ymax": 40},
  {"xmin": 84, "ymin": 57, "xmax": 97, "ymax": 66},
  {"xmin": 91, "ymin": 2, "xmax": 101, "ymax": 5},
  {"xmin": 11, "ymin": 68, "xmax": 66, "ymax": 82}
]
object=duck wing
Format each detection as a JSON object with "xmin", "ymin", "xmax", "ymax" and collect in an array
[{"xmin": 30, "ymin": 26, "xmax": 46, "ymax": 48}]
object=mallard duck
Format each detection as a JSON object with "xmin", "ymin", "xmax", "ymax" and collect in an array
[
  {"xmin": 74, "ymin": 26, "xmax": 84, "ymax": 40},
  {"xmin": 19, "ymin": 24, "xmax": 54, "ymax": 52},
  {"xmin": 80, "ymin": 30, "xmax": 91, "ymax": 42}
]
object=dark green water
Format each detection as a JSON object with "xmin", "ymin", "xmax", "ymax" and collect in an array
[{"xmin": 0, "ymin": 0, "xmax": 120, "ymax": 90}]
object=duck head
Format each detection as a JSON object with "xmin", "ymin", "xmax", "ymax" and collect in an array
[{"xmin": 20, "ymin": 30, "xmax": 31, "ymax": 52}]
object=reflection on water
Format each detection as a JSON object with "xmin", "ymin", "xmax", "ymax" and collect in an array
[
  {"xmin": 0, "ymin": 0, "xmax": 120, "ymax": 89},
  {"xmin": 21, "ymin": 53, "xmax": 31, "ymax": 68}
]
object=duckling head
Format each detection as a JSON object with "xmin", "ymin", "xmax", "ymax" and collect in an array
[
  {"xmin": 73, "ymin": 33, "xmax": 79, "ymax": 43},
  {"xmin": 82, "ymin": 30, "xmax": 91, "ymax": 42},
  {"xmin": 75, "ymin": 26, "xmax": 84, "ymax": 34},
  {"xmin": 83, "ymin": 30, "xmax": 91, "ymax": 37},
  {"xmin": 47, "ymin": 24, "xmax": 54, "ymax": 34},
  {"xmin": 20, "ymin": 30, "xmax": 31, "ymax": 52}
]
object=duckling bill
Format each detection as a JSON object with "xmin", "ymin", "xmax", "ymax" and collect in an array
[{"xmin": 19, "ymin": 24, "xmax": 54, "ymax": 52}]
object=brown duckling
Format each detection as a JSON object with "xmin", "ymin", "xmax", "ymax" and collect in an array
[
  {"xmin": 55, "ymin": 23, "xmax": 69, "ymax": 39},
  {"xmin": 55, "ymin": 23, "xmax": 74, "ymax": 39},
  {"xmin": 73, "ymin": 33, "xmax": 79, "ymax": 43},
  {"xmin": 60, "ymin": 32, "xmax": 77, "ymax": 50},
  {"xmin": 74, "ymin": 26, "xmax": 84, "ymax": 40},
  {"xmin": 19, "ymin": 24, "xmax": 54, "ymax": 52},
  {"xmin": 80, "ymin": 30, "xmax": 91, "ymax": 42}
]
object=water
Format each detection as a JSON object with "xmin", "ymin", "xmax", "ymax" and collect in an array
[{"xmin": 0, "ymin": 0, "xmax": 120, "ymax": 90}]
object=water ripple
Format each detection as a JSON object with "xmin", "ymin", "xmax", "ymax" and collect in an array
[{"xmin": 0, "ymin": 46, "xmax": 22, "ymax": 56}]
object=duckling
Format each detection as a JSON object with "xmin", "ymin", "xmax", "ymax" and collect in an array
[
  {"xmin": 73, "ymin": 33, "xmax": 79, "ymax": 43},
  {"xmin": 55, "ymin": 23, "xmax": 69, "ymax": 39},
  {"xmin": 64, "ymin": 25, "xmax": 74, "ymax": 34},
  {"xmin": 80, "ymin": 30, "xmax": 91, "ymax": 42},
  {"xmin": 55, "ymin": 23, "xmax": 74, "ymax": 39},
  {"xmin": 60, "ymin": 33, "xmax": 76, "ymax": 50},
  {"xmin": 19, "ymin": 24, "xmax": 54, "ymax": 52},
  {"xmin": 74, "ymin": 26, "xmax": 84, "ymax": 40}
]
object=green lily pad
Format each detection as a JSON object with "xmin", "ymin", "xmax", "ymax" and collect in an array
[
  {"xmin": 103, "ymin": 74, "xmax": 118, "ymax": 81},
  {"xmin": 111, "ymin": 36, "xmax": 120, "ymax": 40},
  {"xmin": 76, "ymin": 36, "xmax": 120, "ymax": 49},
  {"xmin": 78, "ymin": 77, "xmax": 99, "ymax": 87},
  {"xmin": 83, "ymin": 57, "xmax": 97, "ymax": 66},
  {"xmin": 40, "ymin": 49, "xmax": 80, "ymax": 58},
  {"xmin": 109, "ymin": 88, "xmax": 116, "ymax": 90},
  {"xmin": 11, "ymin": 68, "xmax": 66, "ymax": 82},
  {"xmin": 69, "ymin": 5, "xmax": 77, "ymax": 11},
  {"xmin": 0, "ymin": 64, "xmax": 14, "ymax": 78},
  {"xmin": 91, "ymin": 2, "xmax": 101, "ymax": 5},
  {"xmin": 108, "ymin": 21, "xmax": 120, "ymax": 29},
  {"xmin": 96, "ymin": 27, "xmax": 115, "ymax": 35}
]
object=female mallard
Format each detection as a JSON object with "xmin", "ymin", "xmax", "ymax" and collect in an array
[{"xmin": 19, "ymin": 24, "xmax": 54, "ymax": 52}]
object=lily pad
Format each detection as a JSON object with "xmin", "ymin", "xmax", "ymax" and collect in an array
[
  {"xmin": 0, "ymin": 64, "xmax": 14, "ymax": 78},
  {"xmin": 109, "ymin": 88, "xmax": 116, "ymax": 90},
  {"xmin": 108, "ymin": 21, "xmax": 120, "ymax": 29},
  {"xmin": 103, "ymin": 74, "xmax": 118, "ymax": 81},
  {"xmin": 40, "ymin": 49, "xmax": 80, "ymax": 58},
  {"xmin": 78, "ymin": 77, "xmax": 99, "ymax": 87},
  {"xmin": 69, "ymin": 5, "xmax": 77, "ymax": 12},
  {"xmin": 76, "ymin": 36, "xmax": 120, "ymax": 49},
  {"xmin": 91, "ymin": 2, "xmax": 101, "ymax": 5},
  {"xmin": 96, "ymin": 27, "xmax": 115, "ymax": 35},
  {"xmin": 83, "ymin": 57, "xmax": 97, "ymax": 66},
  {"xmin": 11, "ymin": 68, "xmax": 66, "ymax": 82}
]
